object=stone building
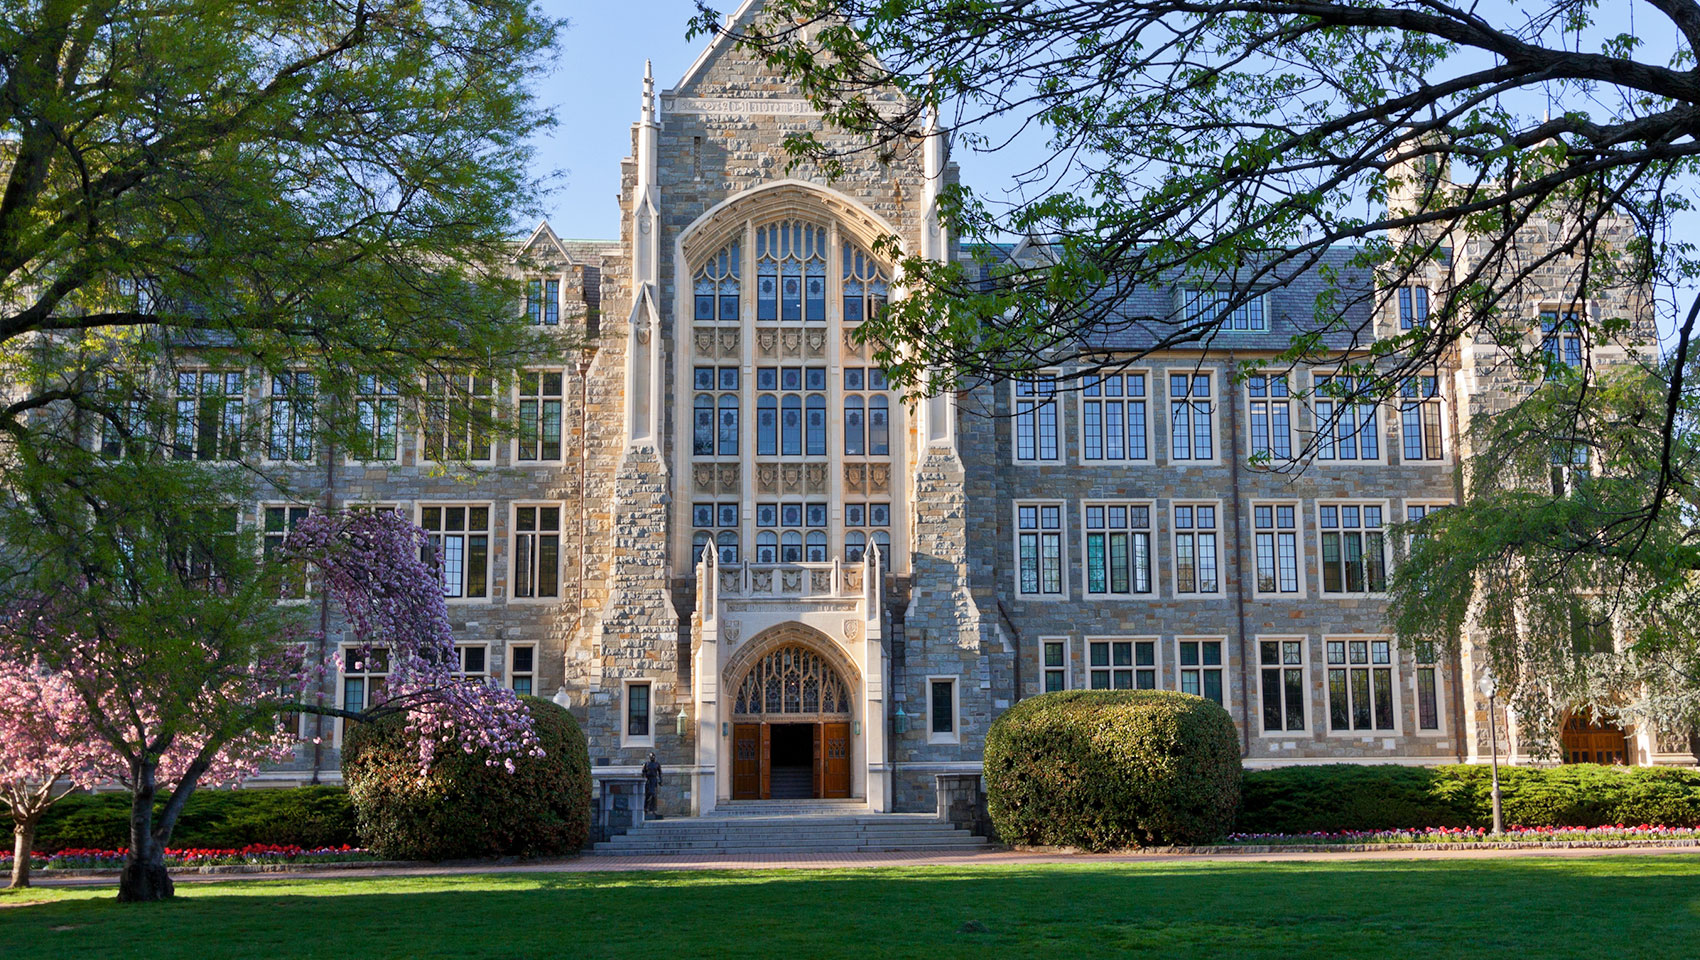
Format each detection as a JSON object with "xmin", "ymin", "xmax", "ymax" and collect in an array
[{"xmin": 259, "ymin": 5, "xmax": 1695, "ymax": 808}]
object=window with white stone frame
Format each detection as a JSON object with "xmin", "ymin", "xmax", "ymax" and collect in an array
[
  {"xmin": 1258, "ymin": 637, "xmax": 1308, "ymax": 733},
  {"xmin": 928, "ymin": 676, "xmax": 960, "ymax": 744},
  {"xmin": 1088, "ymin": 638, "xmax": 1157, "ymax": 690},
  {"xmin": 266, "ymin": 371, "xmax": 316, "ymax": 462},
  {"xmin": 754, "ymin": 366, "xmax": 827, "ymax": 457},
  {"xmin": 1015, "ymin": 502, "xmax": 1066, "ymax": 597},
  {"xmin": 420, "ymin": 504, "xmax": 490, "ymax": 600},
  {"xmin": 1176, "ymin": 637, "xmax": 1226, "ymax": 706},
  {"xmin": 354, "ymin": 375, "xmax": 400, "ymax": 461},
  {"xmin": 1252, "ymin": 503, "xmax": 1302, "ymax": 596},
  {"xmin": 1313, "ymin": 374, "xmax": 1381, "ymax": 462},
  {"xmin": 338, "ymin": 646, "xmax": 389, "ymax": 741},
  {"xmin": 754, "ymin": 502, "xmax": 828, "ymax": 563},
  {"xmin": 1318, "ymin": 502, "xmax": 1388, "ymax": 595},
  {"xmin": 1168, "ymin": 372, "xmax": 1216, "ymax": 461},
  {"xmin": 512, "ymin": 504, "xmax": 561, "ymax": 599},
  {"xmin": 1083, "ymin": 502, "xmax": 1153, "ymax": 596},
  {"xmin": 261, "ymin": 504, "xmax": 311, "ymax": 601},
  {"xmin": 692, "ymin": 502, "xmax": 741, "ymax": 565},
  {"xmin": 756, "ymin": 221, "xmax": 827, "ymax": 323},
  {"xmin": 508, "ymin": 644, "xmax": 536, "ymax": 697},
  {"xmin": 842, "ymin": 367, "xmax": 891, "ymax": 457},
  {"xmin": 1041, "ymin": 637, "xmax": 1071, "ymax": 692},
  {"xmin": 1399, "ymin": 375, "xmax": 1446, "ymax": 462},
  {"xmin": 1013, "ymin": 376, "xmax": 1059, "ymax": 461},
  {"xmin": 173, "ymin": 369, "xmax": 244, "ymax": 462},
  {"xmin": 1413, "ymin": 640, "xmax": 1442, "ymax": 732},
  {"xmin": 516, "ymin": 370, "xmax": 564, "ymax": 462},
  {"xmin": 1080, "ymin": 372, "xmax": 1149, "ymax": 461},
  {"xmin": 1540, "ymin": 308, "xmax": 1585, "ymax": 377},
  {"xmin": 1326, "ymin": 636, "xmax": 1397, "ymax": 733},
  {"xmin": 693, "ymin": 365, "xmax": 741, "ymax": 458},
  {"xmin": 623, "ymin": 680, "xmax": 653, "ymax": 747},
  {"xmin": 422, "ymin": 373, "xmax": 493, "ymax": 462},
  {"xmin": 1246, "ymin": 374, "xmax": 1292, "ymax": 460},
  {"xmin": 1398, "ymin": 285, "xmax": 1429, "ymax": 329},
  {"xmin": 842, "ymin": 502, "xmax": 891, "ymax": 563},
  {"xmin": 454, "ymin": 644, "xmax": 488, "ymax": 680},
  {"xmin": 527, "ymin": 278, "xmax": 560, "ymax": 326},
  {"xmin": 1172, "ymin": 503, "xmax": 1219, "ymax": 595},
  {"xmin": 694, "ymin": 240, "xmax": 741, "ymax": 324}
]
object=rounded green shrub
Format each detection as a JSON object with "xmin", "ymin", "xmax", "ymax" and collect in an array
[
  {"xmin": 12, "ymin": 786, "xmax": 357, "ymax": 853},
  {"xmin": 984, "ymin": 690, "xmax": 1242, "ymax": 849},
  {"xmin": 342, "ymin": 695, "xmax": 591, "ymax": 860}
]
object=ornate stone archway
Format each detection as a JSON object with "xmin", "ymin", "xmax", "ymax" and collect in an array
[{"xmin": 719, "ymin": 623, "xmax": 861, "ymax": 801}]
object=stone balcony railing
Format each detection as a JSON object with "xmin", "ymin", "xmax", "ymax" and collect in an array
[{"xmin": 715, "ymin": 561, "xmax": 865, "ymax": 600}]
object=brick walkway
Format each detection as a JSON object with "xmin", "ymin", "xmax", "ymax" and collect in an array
[{"xmin": 30, "ymin": 842, "xmax": 1700, "ymax": 889}]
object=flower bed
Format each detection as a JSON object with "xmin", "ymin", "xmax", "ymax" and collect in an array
[
  {"xmin": 1, "ymin": 844, "xmax": 376, "ymax": 870},
  {"xmin": 1225, "ymin": 824, "xmax": 1700, "ymax": 845}
]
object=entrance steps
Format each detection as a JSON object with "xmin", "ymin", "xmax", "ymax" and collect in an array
[{"xmin": 589, "ymin": 809, "xmax": 991, "ymax": 857}]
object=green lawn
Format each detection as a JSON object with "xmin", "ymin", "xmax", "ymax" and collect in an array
[{"xmin": 3, "ymin": 856, "xmax": 1696, "ymax": 958}]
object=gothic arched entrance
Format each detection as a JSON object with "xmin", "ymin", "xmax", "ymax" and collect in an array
[{"xmin": 727, "ymin": 640, "xmax": 855, "ymax": 799}]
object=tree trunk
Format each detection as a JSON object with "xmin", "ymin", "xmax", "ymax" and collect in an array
[
  {"xmin": 10, "ymin": 819, "xmax": 35, "ymax": 888},
  {"xmin": 117, "ymin": 761, "xmax": 172, "ymax": 902}
]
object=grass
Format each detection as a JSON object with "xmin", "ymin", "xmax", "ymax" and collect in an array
[{"xmin": 3, "ymin": 856, "xmax": 1697, "ymax": 959}]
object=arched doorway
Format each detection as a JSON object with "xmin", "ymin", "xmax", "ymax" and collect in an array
[
  {"xmin": 728, "ymin": 642, "xmax": 854, "ymax": 799},
  {"xmin": 1561, "ymin": 713, "xmax": 1634, "ymax": 765}
]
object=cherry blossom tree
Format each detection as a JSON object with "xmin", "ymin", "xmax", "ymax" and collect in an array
[
  {"xmin": 0, "ymin": 656, "xmax": 106, "ymax": 888},
  {"xmin": 0, "ymin": 458, "xmax": 538, "ymax": 902}
]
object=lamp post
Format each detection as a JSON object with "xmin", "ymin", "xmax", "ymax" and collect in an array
[{"xmin": 1479, "ymin": 670, "xmax": 1505, "ymax": 836}]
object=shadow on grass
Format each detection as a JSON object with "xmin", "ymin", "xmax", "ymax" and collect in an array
[{"xmin": 8, "ymin": 857, "xmax": 1699, "ymax": 960}]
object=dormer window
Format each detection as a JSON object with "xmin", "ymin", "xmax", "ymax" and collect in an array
[
  {"xmin": 1398, "ymin": 286, "xmax": 1429, "ymax": 329},
  {"xmin": 527, "ymin": 279, "xmax": 560, "ymax": 326},
  {"xmin": 1181, "ymin": 288, "xmax": 1266, "ymax": 332}
]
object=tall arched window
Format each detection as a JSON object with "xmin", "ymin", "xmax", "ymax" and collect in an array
[
  {"xmin": 806, "ymin": 531, "xmax": 828, "ymax": 562},
  {"xmin": 694, "ymin": 240, "xmax": 740, "ymax": 323},
  {"xmin": 693, "ymin": 394, "xmax": 714, "ymax": 456},
  {"xmin": 843, "ymin": 241, "xmax": 889, "ymax": 324},
  {"xmin": 781, "ymin": 531, "xmax": 803, "ymax": 563},
  {"xmin": 756, "ymin": 395, "xmax": 777, "ymax": 455},
  {"xmin": 756, "ymin": 530, "xmax": 778, "ymax": 563},
  {"xmin": 806, "ymin": 394, "xmax": 827, "ymax": 456},
  {"xmin": 693, "ymin": 530, "xmax": 712, "ymax": 562},
  {"xmin": 715, "ymin": 530, "xmax": 739, "ymax": 564},
  {"xmin": 844, "ymin": 396, "xmax": 865, "ymax": 456},
  {"xmin": 756, "ymin": 222, "xmax": 827, "ymax": 323},
  {"xmin": 781, "ymin": 395, "xmax": 802, "ymax": 455},
  {"xmin": 869, "ymin": 396, "xmax": 890, "ymax": 456},
  {"xmin": 717, "ymin": 395, "xmax": 739, "ymax": 456},
  {"xmin": 844, "ymin": 530, "xmax": 867, "ymax": 562}
]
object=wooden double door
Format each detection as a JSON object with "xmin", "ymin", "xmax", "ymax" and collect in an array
[{"xmin": 732, "ymin": 721, "xmax": 852, "ymax": 800}]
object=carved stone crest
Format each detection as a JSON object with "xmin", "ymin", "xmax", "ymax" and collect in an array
[
  {"xmin": 844, "ymin": 463, "xmax": 865, "ymax": 494},
  {"xmin": 843, "ymin": 619, "xmax": 861, "ymax": 641},
  {"xmin": 781, "ymin": 569, "xmax": 803, "ymax": 593},
  {"xmin": 751, "ymin": 569, "xmax": 773, "ymax": 593},
  {"xmin": 810, "ymin": 569, "xmax": 831, "ymax": 594},
  {"xmin": 781, "ymin": 329, "xmax": 802, "ymax": 356},
  {"xmin": 694, "ymin": 329, "xmax": 715, "ymax": 356},
  {"xmin": 781, "ymin": 464, "xmax": 802, "ymax": 493},
  {"xmin": 757, "ymin": 329, "xmax": 778, "ymax": 356},
  {"xmin": 717, "ymin": 463, "xmax": 739, "ymax": 493},
  {"xmin": 805, "ymin": 330, "xmax": 827, "ymax": 356},
  {"xmin": 721, "ymin": 619, "xmax": 741, "ymax": 644},
  {"xmin": 805, "ymin": 463, "xmax": 827, "ymax": 493},
  {"xmin": 693, "ymin": 464, "xmax": 714, "ymax": 492},
  {"xmin": 757, "ymin": 463, "xmax": 778, "ymax": 493},
  {"xmin": 869, "ymin": 463, "xmax": 890, "ymax": 493},
  {"xmin": 842, "ymin": 326, "xmax": 862, "ymax": 354},
  {"xmin": 718, "ymin": 330, "xmax": 740, "ymax": 357}
]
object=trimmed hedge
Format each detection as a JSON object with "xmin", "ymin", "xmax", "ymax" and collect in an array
[
  {"xmin": 342, "ymin": 695, "xmax": 592, "ymax": 860},
  {"xmin": 1238, "ymin": 764, "xmax": 1700, "ymax": 833},
  {"xmin": 984, "ymin": 690, "xmax": 1242, "ymax": 849},
  {"xmin": 5, "ymin": 786, "xmax": 357, "ymax": 853}
]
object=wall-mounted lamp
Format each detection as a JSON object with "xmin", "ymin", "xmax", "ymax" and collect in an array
[
  {"xmin": 722, "ymin": 721, "xmax": 730, "ymax": 738},
  {"xmin": 853, "ymin": 721, "xmax": 862, "ymax": 737},
  {"xmin": 675, "ymin": 707, "xmax": 689, "ymax": 739},
  {"xmin": 894, "ymin": 708, "xmax": 910, "ymax": 736}
]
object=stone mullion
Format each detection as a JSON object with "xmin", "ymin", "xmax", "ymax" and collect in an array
[
  {"xmin": 827, "ymin": 220, "xmax": 845, "ymax": 571},
  {"xmin": 739, "ymin": 217, "xmax": 756, "ymax": 570}
]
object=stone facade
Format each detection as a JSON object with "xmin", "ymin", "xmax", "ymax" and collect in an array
[{"xmin": 261, "ymin": 2, "xmax": 1693, "ymax": 807}]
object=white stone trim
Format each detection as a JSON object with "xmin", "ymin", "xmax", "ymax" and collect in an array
[{"xmin": 925, "ymin": 675, "xmax": 960, "ymax": 745}]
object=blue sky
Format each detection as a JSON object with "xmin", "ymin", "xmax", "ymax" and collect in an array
[{"xmin": 531, "ymin": 2, "xmax": 1686, "ymax": 342}]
